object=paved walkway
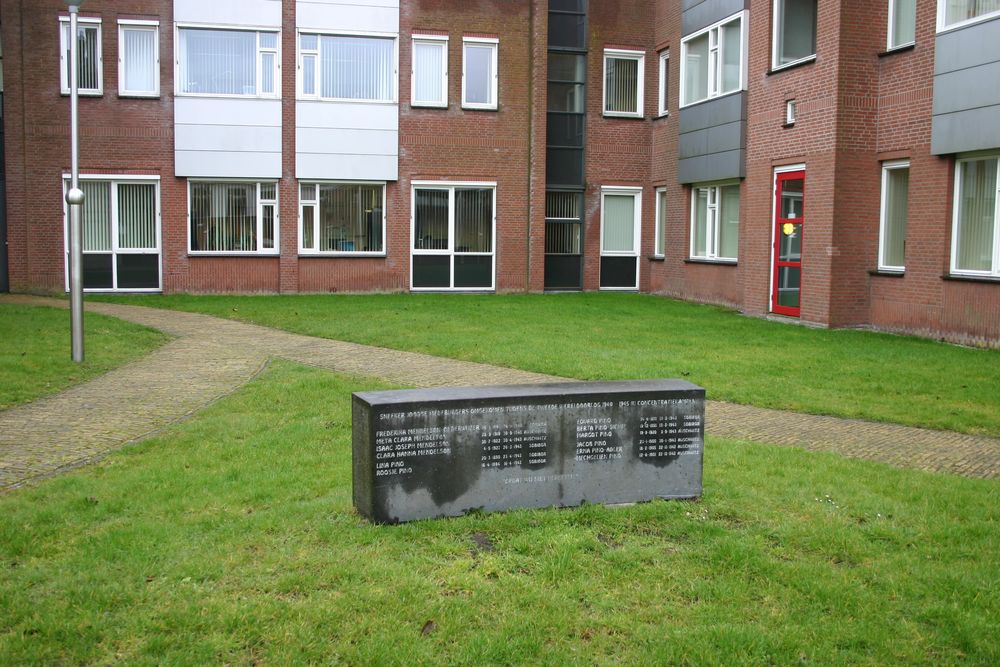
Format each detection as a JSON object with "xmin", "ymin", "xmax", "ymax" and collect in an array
[{"xmin": 2, "ymin": 294, "xmax": 998, "ymax": 491}]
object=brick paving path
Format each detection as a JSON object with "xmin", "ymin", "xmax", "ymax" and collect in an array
[{"xmin": 2, "ymin": 294, "xmax": 998, "ymax": 491}]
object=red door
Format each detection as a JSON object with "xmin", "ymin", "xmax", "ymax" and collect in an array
[{"xmin": 772, "ymin": 171, "xmax": 805, "ymax": 317}]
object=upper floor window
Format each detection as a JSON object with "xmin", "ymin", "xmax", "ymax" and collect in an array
[
  {"xmin": 657, "ymin": 50, "xmax": 670, "ymax": 117},
  {"xmin": 879, "ymin": 161, "xmax": 910, "ymax": 271},
  {"xmin": 773, "ymin": 0, "xmax": 817, "ymax": 68},
  {"xmin": 189, "ymin": 181, "xmax": 278, "ymax": 254},
  {"xmin": 462, "ymin": 38, "xmax": 498, "ymax": 110},
  {"xmin": 939, "ymin": 0, "xmax": 1000, "ymax": 30},
  {"xmin": 680, "ymin": 13, "xmax": 744, "ymax": 107},
  {"xmin": 603, "ymin": 49, "xmax": 644, "ymax": 117},
  {"xmin": 177, "ymin": 27, "xmax": 279, "ymax": 97},
  {"xmin": 691, "ymin": 183, "xmax": 740, "ymax": 261},
  {"xmin": 299, "ymin": 33, "xmax": 395, "ymax": 102},
  {"xmin": 119, "ymin": 21, "xmax": 159, "ymax": 97},
  {"xmin": 951, "ymin": 155, "xmax": 1000, "ymax": 277},
  {"xmin": 411, "ymin": 36, "xmax": 448, "ymax": 108},
  {"xmin": 59, "ymin": 17, "xmax": 102, "ymax": 95},
  {"xmin": 889, "ymin": 0, "xmax": 917, "ymax": 48}
]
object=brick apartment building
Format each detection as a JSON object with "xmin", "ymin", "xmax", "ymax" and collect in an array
[{"xmin": 1, "ymin": 0, "xmax": 999, "ymax": 346}]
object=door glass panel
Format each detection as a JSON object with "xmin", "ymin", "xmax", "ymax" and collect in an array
[
  {"xmin": 117, "ymin": 184, "xmax": 157, "ymax": 250},
  {"xmin": 777, "ymin": 266, "xmax": 801, "ymax": 307},
  {"xmin": 81, "ymin": 181, "xmax": 111, "ymax": 252},
  {"xmin": 414, "ymin": 189, "xmax": 449, "ymax": 250},
  {"xmin": 781, "ymin": 178, "xmax": 804, "ymax": 219},
  {"xmin": 779, "ymin": 222, "xmax": 802, "ymax": 262},
  {"xmin": 455, "ymin": 188, "xmax": 493, "ymax": 253}
]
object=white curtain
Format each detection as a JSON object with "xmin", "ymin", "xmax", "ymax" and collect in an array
[
  {"xmin": 882, "ymin": 168, "xmax": 909, "ymax": 268},
  {"xmin": 956, "ymin": 159, "xmax": 997, "ymax": 272},
  {"xmin": 721, "ymin": 20, "xmax": 743, "ymax": 92},
  {"xmin": 605, "ymin": 57, "xmax": 638, "ymax": 114},
  {"xmin": 891, "ymin": 0, "xmax": 916, "ymax": 47},
  {"xmin": 603, "ymin": 194, "xmax": 636, "ymax": 253},
  {"xmin": 64, "ymin": 24, "xmax": 100, "ymax": 90},
  {"xmin": 117, "ymin": 184, "xmax": 156, "ymax": 250},
  {"xmin": 179, "ymin": 29, "xmax": 256, "ymax": 95},
  {"xmin": 946, "ymin": 0, "xmax": 1000, "ymax": 25},
  {"xmin": 464, "ymin": 44, "xmax": 494, "ymax": 104},
  {"xmin": 683, "ymin": 33, "xmax": 709, "ymax": 105},
  {"xmin": 414, "ymin": 41, "xmax": 445, "ymax": 103},
  {"xmin": 321, "ymin": 35, "xmax": 394, "ymax": 101},
  {"xmin": 718, "ymin": 185, "xmax": 740, "ymax": 259},
  {"xmin": 81, "ymin": 181, "xmax": 111, "ymax": 252},
  {"xmin": 692, "ymin": 189, "xmax": 709, "ymax": 257},
  {"xmin": 122, "ymin": 27, "xmax": 156, "ymax": 93},
  {"xmin": 455, "ymin": 189, "xmax": 493, "ymax": 253}
]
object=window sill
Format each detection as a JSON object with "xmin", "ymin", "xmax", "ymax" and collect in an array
[
  {"xmin": 462, "ymin": 105, "xmax": 498, "ymax": 112},
  {"xmin": 299, "ymin": 252, "xmax": 387, "ymax": 258},
  {"xmin": 603, "ymin": 112, "xmax": 645, "ymax": 120},
  {"xmin": 648, "ymin": 255, "xmax": 665, "ymax": 262},
  {"xmin": 942, "ymin": 273, "xmax": 1000, "ymax": 284},
  {"xmin": 118, "ymin": 93, "xmax": 160, "ymax": 99},
  {"xmin": 782, "ymin": 122, "xmax": 795, "ymax": 129},
  {"xmin": 767, "ymin": 56, "xmax": 816, "ymax": 76},
  {"xmin": 654, "ymin": 112, "xmax": 670, "ymax": 120},
  {"xmin": 188, "ymin": 253, "xmax": 280, "ymax": 258},
  {"xmin": 878, "ymin": 43, "xmax": 915, "ymax": 58},
  {"xmin": 684, "ymin": 258, "xmax": 737, "ymax": 266},
  {"xmin": 411, "ymin": 102, "xmax": 448, "ymax": 109},
  {"xmin": 61, "ymin": 91, "xmax": 103, "ymax": 97},
  {"xmin": 870, "ymin": 269, "xmax": 905, "ymax": 277}
]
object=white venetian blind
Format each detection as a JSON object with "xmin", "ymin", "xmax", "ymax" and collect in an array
[
  {"xmin": 179, "ymin": 28, "xmax": 256, "ymax": 95},
  {"xmin": 956, "ymin": 159, "xmax": 997, "ymax": 272},
  {"xmin": 413, "ymin": 41, "xmax": 445, "ymax": 103},
  {"xmin": 464, "ymin": 44, "xmax": 494, "ymax": 105},
  {"xmin": 603, "ymin": 194, "xmax": 636, "ymax": 253},
  {"xmin": 64, "ymin": 24, "xmax": 101, "ymax": 91},
  {"xmin": 81, "ymin": 181, "xmax": 111, "ymax": 252},
  {"xmin": 718, "ymin": 185, "xmax": 740, "ymax": 259},
  {"xmin": 190, "ymin": 182, "xmax": 258, "ymax": 252},
  {"xmin": 605, "ymin": 57, "xmax": 638, "ymax": 114},
  {"xmin": 455, "ymin": 188, "xmax": 493, "ymax": 253},
  {"xmin": 320, "ymin": 35, "xmax": 394, "ymax": 101},
  {"xmin": 122, "ymin": 27, "xmax": 157, "ymax": 94},
  {"xmin": 945, "ymin": 0, "xmax": 1000, "ymax": 26},
  {"xmin": 882, "ymin": 168, "xmax": 909, "ymax": 268},
  {"xmin": 118, "ymin": 183, "xmax": 157, "ymax": 250}
]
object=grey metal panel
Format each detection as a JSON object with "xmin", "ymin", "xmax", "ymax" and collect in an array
[
  {"xmin": 932, "ymin": 61, "xmax": 1000, "ymax": 115},
  {"xmin": 932, "ymin": 107, "xmax": 1000, "ymax": 155},
  {"xmin": 678, "ymin": 149, "xmax": 745, "ymax": 184},
  {"xmin": 682, "ymin": 0, "xmax": 746, "ymax": 35},
  {"xmin": 934, "ymin": 16, "xmax": 1000, "ymax": 75},
  {"xmin": 679, "ymin": 120, "xmax": 744, "ymax": 159},
  {"xmin": 678, "ymin": 92, "xmax": 746, "ymax": 133}
]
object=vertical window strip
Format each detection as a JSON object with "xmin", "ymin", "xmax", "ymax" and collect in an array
[
  {"xmin": 955, "ymin": 158, "xmax": 998, "ymax": 273},
  {"xmin": 413, "ymin": 40, "xmax": 446, "ymax": 105},
  {"xmin": 81, "ymin": 181, "xmax": 112, "ymax": 252},
  {"xmin": 414, "ymin": 189, "xmax": 450, "ymax": 250},
  {"xmin": 880, "ymin": 165, "xmax": 909, "ymax": 269},
  {"xmin": 117, "ymin": 183, "xmax": 157, "ymax": 250},
  {"xmin": 62, "ymin": 22, "xmax": 102, "ymax": 93},
  {"xmin": 122, "ymin": 26, "xmax": 157, "ymax": 94},
  {"xmin": 890, "ymin": 0, "xmax": 916, "ymax": 47},
  {"xmin": 603, "ymin": 194, "xmax": 637, "ymax": 253},
  {"xmin": 455, "ymin": 188, "xmax": 493, "ymax": 253},
  {"xmin": 655, "ymin": 189, "xmax": 667, "ymax": 256}
]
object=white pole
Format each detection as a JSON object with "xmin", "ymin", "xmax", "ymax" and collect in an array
[{"xmin": 65, "ymin": 2, "xmax": 85, "ymax": 363}]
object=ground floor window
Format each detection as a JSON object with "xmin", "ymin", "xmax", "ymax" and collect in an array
[
  {"xmin": 690, "ymin": 182, "xmax": 739, "ymax": 261},
  {"xmin": 879, "ymin": 161, "xmax": 909, "ymax": 271},
  {"xmin": 189, "ymin": 181, "xmax": 278, "ymax": 254},
  {"xmin": 544, "ymin": 191, "xmax": 584, "ymax": 290},
  {"xmin": 952, "ymin": 155, "xmax": 1000, "ymax": 277},
  {"xmin": 64, "ymin": 177, "xmax": 160, "ymax": 291},
  {"xmin": 600, "ymin": 186, "xmax": 641, "ymax": 290},
  {"xmin": 411, "ymin": 182, "xmax": 496, "ymax": 290},
  {"xmin": 299, "ymin": 182, "xmax": 385, "ymax": 255}
]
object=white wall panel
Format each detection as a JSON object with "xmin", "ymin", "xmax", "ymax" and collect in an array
[
  {"xmin": 175, "ymin": 98, "xmax": 281, "ymax": 178},
  {"xmin": 175, "ymin": 0, "xmax": 282, "ymax": 27},
  {"xmin": 297, "ymin": 153, "xmax": 398, "ymax": 181},
  {"xmin": 295, "ymin": 100, "xmax": 398, "ymax": 180},
  {"xmin": 297, "ymin": 0, "xmax": 399, "ymax": 33},
  {"xmin": 176, "ymin": 151, "xmax": 282, "ymax": 179}
]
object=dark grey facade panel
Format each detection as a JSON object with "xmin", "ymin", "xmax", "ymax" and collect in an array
[
  {"xmin": 679, "ymin": 120, "xmax": 745, "ymax": 158},
  {"xmin": 678, "ymin": 149, "xmax": 746, "ymax": 184},
  {"xmin": 681, "ymin": 0, "xmax": 746, "ymax": 36},
  {"xmin": 678, "ymin": 91, "xmax": 746, "ymax": 133},
  {"xmin": 932, "ymin": 16, "xmax": 1000, "ymax": 155}
]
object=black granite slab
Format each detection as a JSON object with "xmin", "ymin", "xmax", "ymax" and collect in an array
[{"xmin": 352, "ymin": 380, "xmax": 705, "ymax": 523}]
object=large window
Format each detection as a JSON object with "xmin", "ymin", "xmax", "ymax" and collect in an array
[
  {"xmin": 299, "ymin": 182, "xmax": 385, "ymax": 254},
  {"xmin": 189, "ymin": 181, "xmax": 278, "ymax": 254},
  {"xmin": 64, "ymin": 177, "xmax": 160, "ymax": 291},
  {"xmin": 603, "ymin": 49, "xmax": 644, "ymax": 117},
  {"xmin": 691, "ymin": 183, "xmax": 739, "ymax": 261},
  {"xmin": 951, "ymin": 155, "xmax": 1000, "ymax": 276},
  {"xmin": 177, "ymin": 28, "xmax": 278, "ymax": 97},
  {"xmin": 119, "ymin": 21, "xmax": 159, "ymax": 97},
  {"xmin": 681, "ymin": 13, "xmax": 744, "ymax": 107},
  {"xmin": 939, "ymin": 0, "xmax": 1000, "ymax": 30},
  {"xmin": 879, "ymin": 162, "xmax": 910, "ymax": 271},
  {"xmin": 411, "ymin": 36, "xmax": 448, "ymax": 107},
  {"xmin": 889, "ymin": 0, "xmax": 917, "ymax": 48},
  {"xmin": 773, "ymin": 0, "xmax": 817, "ymax": 68},
  {"xmin": 462, "ymin": 38, "xmax": 498, "ymax": 110},
  {"xmin": 600, "ymin": 187, "xmax": 642, "ymax": 290},
  {"xmin": 412, "ymin": 182, "xmax": 496, "ymax": 290},
  {"xmin": 59, "ymin": 17, "xmax": 102, "ymax": 95},
  {"xmin": 299, "ymin": 33, "xmax": 395, "ymax": 102}
]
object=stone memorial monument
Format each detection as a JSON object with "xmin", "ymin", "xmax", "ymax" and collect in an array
[{"xmin": 353, "ymin": 380, "xmax": 704, "ymax": 523}]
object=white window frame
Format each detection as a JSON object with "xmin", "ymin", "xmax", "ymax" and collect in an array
[
  {"xmin": 950, "ymin": 154, "xmax": 1000, "ymax": 277},
  {"xmin": 602, "ymin": 49, "xmax": 645, "ymax": 118},
  {"xmin": 462, "ymin": 37, "xmax": 499, "ymax": 110},
  {"xmin": 679, "ymin": 11, "xmax": 747, "ymax": 108},
  {"xmin": 411, "ymin": 181, "xmax": 497, "ymax": 292},
  {"xmin": 888, "ymin": 0, "xmax": 917, "ymax": 49},
  {"xmin": 175, "ymin": 24, "xmax": 281, "ymax": 99},
  {"xmin": 118, "ymin": 20, "xmax": 160, "ymax": 98},
  {"xmin": 297, "ymin": 30, "xmax": 398, "ymax": 103},
  {"xmin": 600, "ymin": 186, "xmax": 642, "ymax": 291},
  {"xmin": 937, "ymin": 1, "xmax": 1000, "ymax": 32},
  {"xmin": 879, "ymin": 160, "xmax": 910, "ymax": 272},
  {"xmin": 772, "ymin": 0, "xmax": 818, "ymax": 70},
  {"xmin": 62, "ymin": 174, "xmax": 162, "ymax": 293},
  {"xmin": 59, "ymin": 16, "xmax": 103, "ymax": 96},
  {"xmin": 411, "ymin": 34, "xmax": 448, "ymax": 108},
  {"xmin": 786, "ymin": 99, "xmax": 797, "ymax": 125},
  {"xmin": 690, "ymin": 181, "xmax": 740, "ymax": 262},
  {"xmin": 298, "ymin": 181, "xmax": 387, "ymax": 256},
  {"xmin": 654, "ymin": 187, "xmax": 667, "ymax": 258},
  {"xmin": 187, "ymin": 180, "xmax": 280, "ymax": 256},
  {"xmin": 657, "ymin": 50, "xmax": 670, "ymax": 117}
]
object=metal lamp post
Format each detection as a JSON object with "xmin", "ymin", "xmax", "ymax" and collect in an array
[{"xmin": 65, "ymin": 0, "xmax": 86, "ymax": 362}]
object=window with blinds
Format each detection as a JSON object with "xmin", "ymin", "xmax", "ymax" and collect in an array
[
  {"xmin": 177, "ymin": 28, "xmax": 279, "ymax": 97},
  {"xmin": 299, "ymin": 182, "xmax": 385, "ymax": 254},
  {"xmin": 941, "ymin": 0, "xmax": 1000, "ymax": 29},
  {"xmin": 952, "ymin": 156, "xmax": 999, "ymax": 276},
  {"xmin": 59, "ymin": 19, "xmax": 102, "ymax": 95},
  {"xmin": 603, "ymin": 50, "xmax": 644, "ymax": 117},
  {"xmin": 412, "ymin": 183, "xmax": 496, "ymax": 290},
  {"xmin": 120, "ymin": 22, "xmax": 159, "ymax": 96},
  {"xmin": 412, "ymin": 37, "xmax": 448, "ymax": 107},
  {"xmin": 300, "ymin": 33, "xmax": 395, "ymax": 102},
  {"xmin": 189, "ymin": 182, "xmax": 278, "ymax": 254},
  {"xmin": 690, "ymin": 183, "xmax": 740, "ymax": 261},
  {"xmin": 462, "ymin": 39, "xmax": 498, "ymax": 110},
  {"xmin": 879, "ymin": 162, "xmax": 910, "ymax": 271}
]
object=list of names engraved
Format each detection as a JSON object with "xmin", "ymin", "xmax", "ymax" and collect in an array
[{"xmin": 637, "ymin": 414, "xmax": 702, "ymax": 459}]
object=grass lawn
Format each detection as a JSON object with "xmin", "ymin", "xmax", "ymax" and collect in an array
[
  {"xmin": 1, "ymin": 361, "xmax": 996, "ymax": 665},
  {"xmin": 96, "ymin": 293, "xmax": 1000, "ymax": 436},
  {"xmin": 0, "ymin": 304, "xmax": 169, "ymax": 409}
]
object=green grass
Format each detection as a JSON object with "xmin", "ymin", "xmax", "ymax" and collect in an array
[
  {"xmin": 0, "ymin": 304, "xmax": 169, "ymax": 409},
  {"xmin": 0, "ymin": 361, "xmax": 996, "ymax": 665},
  {"xmin": 96, "ymin": 293, "xmax": 1000, "ymax": 436}
]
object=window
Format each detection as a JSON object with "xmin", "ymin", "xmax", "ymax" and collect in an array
[
  {"xmin": 786, "ymin": 99, "xmax": 797, "ymax": 125},
  {"xmin": 889, "ymin": 0, "xmax": 917, "ymax": 48},
  {"xmin": 189, "ymin": 181, "xmax": 278, "ymax": 254},
  {"xmin": 462, "ymin": 38, "xmax": 498, "ymax": 110},
  {"xmin": 63, "ymin": 177, "xmax": 160, "ymax": 291},
  {"xmin": 412, "ymin": 182, "xmax": 496, "ymax": 290},
  {"xmin": 603, "ymin": 49, "xmax": 644, "ymax": 117},
  {"xmin": 299, "ymin": 182, "xmax": 385, "ymax": 254},
  {"xmin": 600, "ymin": 187, "xmax": 642, "ymax": 290},
  {"xmin": 657, "ymin": 50, "xmax": 669, "ymax": 117},
  {"xmin": 119, "ymin": 21, "xmax": 159, "ymax": 97},
  {"xmin": 690, "ymin": 183, "xmax": 740, "ymax": 261},
  {"xmin": 177, "ymin": 28, "xmax": 279, "ymax": 97},
  {"xmin": 411, "ymin": 36, "xmax": 448, "ymax": 107},
  {"xmin": 951, "ymin": 155, "xmax": 1000, "ymax": 276},
  {"xmin": 680, "ymin": 13, "xmax": 744, "ymax": 107},
  {"xmin": 879, "ymin": 162, "xmax": 910, "ymax": 271},
  {"xmin": 939, "ymin": 0, "xmax": 1000, "ymax": 30},
  {"xmin": 654, "ymin": 188, "xmax": 667, "ymax": 257},
  {"xmin": 773, "ymin": 0, "xmax": 817, "ymax": 68},
  {"xmin": 299, "ymin": 33, "xmax": 395, "ymax": 102},
  {"xmin": 59, "ymin": 17, "xmax": 102, "ymax": 95}
]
